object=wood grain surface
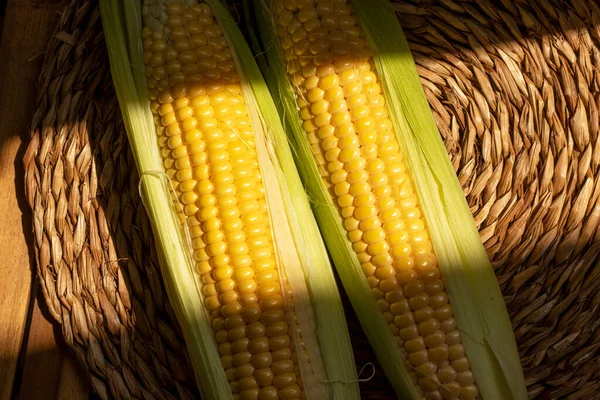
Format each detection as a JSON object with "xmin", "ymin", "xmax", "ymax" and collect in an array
[
  {"xmin": 17, "ymin": 292, "xmax": 89, "ymax": 400},
  {"xmin": 0, "ymin": 0, "xmax": 89, "ymax": 398}
]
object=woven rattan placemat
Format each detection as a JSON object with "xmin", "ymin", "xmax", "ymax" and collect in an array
[{"xmin": 23, "ymin": 0, "xmax": 600, "ymax": 398}]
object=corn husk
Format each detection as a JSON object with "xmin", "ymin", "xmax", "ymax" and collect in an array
[
  {"xmin": 100, "ymin": 1, "xmax": 230, "ymax": 398},
  {"xmin": 100, "ymin": 0, "xmax": 360, "ymax": 398},
  {"xmin": 253, "ymin": 0, "xmax": 527, "ymax": 399}
]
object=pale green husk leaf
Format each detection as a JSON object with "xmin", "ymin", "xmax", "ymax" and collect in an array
[{"xmin": 99, "ymin": 1, "xmax": 231, "ymax": 398}]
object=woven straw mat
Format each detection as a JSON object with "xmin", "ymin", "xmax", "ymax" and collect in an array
[{"xmin": 23, "ymin": 0, "xmax": 600, "ymax": 399}]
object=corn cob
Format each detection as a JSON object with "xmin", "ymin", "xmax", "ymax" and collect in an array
[
  {"xmin": 100, "ymin": 0, "xmax": 360, "ymax": 399},
  {"xmin": 253, "ymin": 0, "xmax": 527, "ymax": 399}
]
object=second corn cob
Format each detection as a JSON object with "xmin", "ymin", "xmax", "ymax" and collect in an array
[{"xmin": 253, "ymin": 0, "xmax": 527, "ymax": 399}]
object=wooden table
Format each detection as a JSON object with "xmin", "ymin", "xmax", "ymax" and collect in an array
[{"xmin": 0, "ymin": 0, "xmax": 90, "ymax": 398}]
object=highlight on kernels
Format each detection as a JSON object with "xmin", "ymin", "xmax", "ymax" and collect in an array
[
  {"xmin": 101, "ymin": 0, "xmax": 359, "ymax": 398},
  {"xmin": 254, "ymin": 0, "xmax": 527, "ymax": 399}
]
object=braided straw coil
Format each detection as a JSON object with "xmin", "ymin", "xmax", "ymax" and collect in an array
[{"xmin": 22, "ymin": 0, "xmax": 600, "ymax": 398}]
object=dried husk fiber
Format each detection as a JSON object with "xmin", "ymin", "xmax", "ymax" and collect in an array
[{"xmin": 22, "ymin": 0, "xmax": 600, "ymax": 398}]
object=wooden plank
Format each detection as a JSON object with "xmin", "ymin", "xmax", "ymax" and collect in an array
[
  {"xmin": 15, "ymin": 296, "xmax": 62, "ymax": 400},
  {"xmin": 55, "ymin": 352, "xmax": 90, "ymax": 400},
  {"xmin": 0, "ymin": 0, "xmax": 5, "ymax": 35},
  {"xmin": 17, "ymin": 294, "xmax": 89, "ymax": 400},
  {"xmin": 0, "ymin": 0, "xmax": 81, "ymax": 399}
]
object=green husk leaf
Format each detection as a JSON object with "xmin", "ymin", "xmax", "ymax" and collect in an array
[
  {"xmin": 252, "ymin": 0, "xmax": 527, "ymax": 399},
  {"xmin": 99, "ymin": 1, "xmax": 231, "ymax": 399}
]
